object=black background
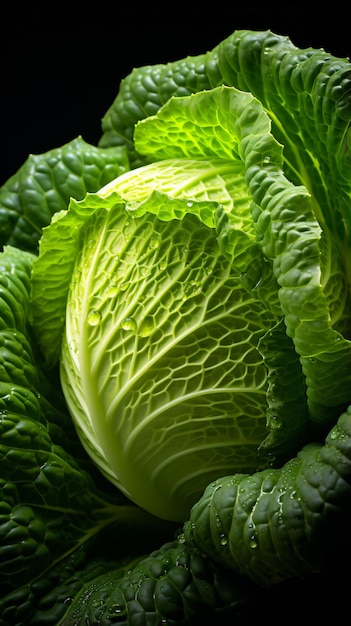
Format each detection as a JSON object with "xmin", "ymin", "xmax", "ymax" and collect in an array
[{"xmin": 1, "ymin": 3, "xmax": 351, "ymax": 185}]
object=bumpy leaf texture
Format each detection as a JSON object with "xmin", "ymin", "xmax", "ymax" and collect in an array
[
  {"xmin": 58, "ymin": 540, "xmax": 254, "ymax": 626},
  {"xmin": 183, "ymin": 406, "xmax": 351, "ymax": 586},
  {"xmin": 57, "ymin": 194, "xmax": 274, "ymax": 521},
  {"xmin": 57, "ymin": 409, "xmax": 351, "ymax": 624},
  {"xmin": 102, "ymin": 50, "xmax": 351, "ymax": 423},
  {"xmin": 0, "ymin": 137, "xmax": 129, "ymax": 252},
  {"xmin": 0, "ymin": 245, "xmax": 174, "ymax": 625},
  {"xmin": 100, "ymin": 29, "xmax": 351, "ymax": 216}
]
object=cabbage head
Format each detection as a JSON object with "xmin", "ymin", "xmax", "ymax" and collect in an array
[{"xmin": 31, "ymin": 83, "xmax": 351, "ymax": 522}]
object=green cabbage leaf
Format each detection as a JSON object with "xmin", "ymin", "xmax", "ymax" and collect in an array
[
  {"xmin": 0, "ymin": 245, "xmax": 174, "ymax": 624},
  {"xmin": 59, "ymin": 406, "xmax": 351, "ymax": 624},
  {"xmin": 100, "ymin": 29, "xmax": 351, "ymax": 423},
  {"xmin": 31, "ymin": 85, "xmax": 309, "ymax": 522},
  {"xmin": 0, "ymin": 137, "xmax": 129, "ymax": 253},
  {"xmin": 32, "ymin": 77, "xmax": 351, "ymax": 523}
]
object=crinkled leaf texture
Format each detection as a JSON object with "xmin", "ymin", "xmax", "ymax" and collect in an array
[
  {"xmin": 58, "ymin": 540, "xmax": 254, "ymax": 626},
  {"xmin": 32, "ymin": 83, "xmax": 351, "ymax": 522},
  {"xmin": 131, "ymin": 84, "xmax": 351, "ymax": 423},
  {"xmin": 100, "ymin": 29, "xmax": 351, "ymax": 215},
  {"xmin": 183, "ymin": 405, "xmax": 351, "ymax": 587},
  {"xmin": 0, "ymin": 246, "xmax": 174, "ymax": 625},
  {"xmin": 31, "ymin": 84, "xmax": 308, "ymax": 521},
  {"xmin": 0, "ymin": 137, "xmax": 129, "ymax": 253},
  {"xmin": 100, "ymin": 29, "xmax": 351, "ymax": 423},
  {"xmin": 58, "ymin": 408, "xmax": 351, "ymax": 624},
  {"xmin": 33, "ymin": 187, "xmax": 275, "ymax": 522}
]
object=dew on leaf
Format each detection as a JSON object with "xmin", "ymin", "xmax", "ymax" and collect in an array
[
  {"xmin": 121, "ymin": 317, "xmax": 137, "ymax": 332},
  {"xmin": 138, "ymin": 315, "xmax": 155, "ymax": 337},
  {"xmin": 87, "ymin": 310, "xmax": 101, "ymax": 326}
]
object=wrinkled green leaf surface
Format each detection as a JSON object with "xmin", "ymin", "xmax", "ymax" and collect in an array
[
  {"xmin": 58, "ymin": 540, "xmax": 254, "ymax": 626},
  {"xmin": 129, "ymin": 84, "xmax": 351, "ymax": 421},
  {"xmin": 32, "ymin": 188, "xmax": 275, "ymax": 521},
  {"xmin": 0, "ymin": 246, "xmax": 174, "ymax": 624},
  {"xmin": 100, "ymin": 29, "xmax": 351, "ymax": 224},
  {"xmin": 183, "ymin": 406, "xmax": 351, "ymax": 586},
  {"xmin": 99, "ymin": 32, "xmax": 351, "ymax": 422},
  {"xmin": 0, "ymin": 137, "xmax": 129, "ymax": 253}
]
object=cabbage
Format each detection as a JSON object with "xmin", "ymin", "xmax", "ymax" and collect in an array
[
  {"xmin": 31, "ymin": 84, "xmax": 351, "ymax": 521},
  {"xmin": 2, "ymin": 28, "xmax": 351, "ymax": 624}
]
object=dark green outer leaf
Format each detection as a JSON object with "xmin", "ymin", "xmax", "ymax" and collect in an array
[
  {"xmin": 99, "ymin": 57, "xmax": 211, "ymax": 168},
  {"xmin": 208, "ymin": 31, "xmax": 351, "ymax": 220},
  {"xmin": 0, "ymin": 538, "xmax": 144, "ymax": 626},
  {"xmin": 0, "ymin": 247, "xmax": 111, "ymax": 598},
  {"xmin": 0, "ymin": 137, "xmax": 129, "ymax": 253},
  {"xmin": 257, "ymin": 319, "xmax": 309, "ymax": 467},
  {"xmin": 183, "ymin": 405, "xmax": 351, "ymax": 587},
  {"xmin": 0, "ymin": 246, "xmax": 176, "ymax": 624},
  {"xmin": 98, "ymin": 29, "xmax": 351, "ymax": 421},
  {"xmin": 99, "ymin": 28, "xmax": 351, "ymax": 235},
  {"xmin": 58, "ymin": 540, "xmax": 254, "ymax": 626}
]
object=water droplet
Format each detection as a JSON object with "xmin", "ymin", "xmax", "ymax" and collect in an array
[
  {"xmin": 269, "ymin": 415, "xmax": 282, "ymax": 430},
  {"xmin": 249, "ymin": 535, "xmax": 258, "ymax": 549},
  {"xmin": 219, "ymin": 533, "xmax": 228, "ymax": 546},
  {"xmin": 184, "ymin": 280, "xmax": 199, "ymax": 297},
  {"xmin": 87, "ymin": 309, "xmax": 101, "ymax": 326},
  {"xmin": 121, "ymin": 317, "xmax": 137, "ymax": 332},
  {"xmin": 277, "ymin": 512, "xmax": 284, "ymax": 525},
  {"xmin": 138, "ymin": 316, "xmax": 155, "ymax": 337},
  {"xmin": 109, "ymin": 604, "xmax": 125, "ymax": 615}
]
